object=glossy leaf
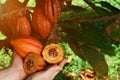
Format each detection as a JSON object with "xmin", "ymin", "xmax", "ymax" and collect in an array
[
  {"xmin": 81, "ymin": 45, "xmax": 108, "ymax": 76},
  {"xmin": 61, "ymin": 23, "xmax": 114, "ymax": 55},
  {"xmin": 84, "ymin": 0, "xmax": 111, "ymax": 16},
  {"xmin": 62, "ymin": 5, "xmax": 86, "ymax": 12},
  {"xmin": 99, "ymin": 1, "xmax": 120, "ymax": 14}
]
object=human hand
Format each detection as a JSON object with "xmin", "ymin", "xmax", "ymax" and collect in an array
[
  {"xmin": 11, "ymin": 51, "xmax": 28, "ymax": 80},
  {"xmin": 25, "ymin": 59, "xmax": 67, "ymax": 80},
  {"xmin": 0, "ymin": 51, "xmax": 28, "ymax": 80}
]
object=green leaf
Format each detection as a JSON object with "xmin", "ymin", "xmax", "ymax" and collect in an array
[
  {"xmin": 26, "ymin": 0, "xmax": 36, "ymax": 7},
  {"xmin": 94, "ymin": 6, "xmax": 111, "ymax": 15},
  {"xmin": 0, "ymin": 47, "xmax": 13, "ymax": 69},
  {"xmin": 81, "ymin": 45, "xmax": 108, "ymax": 76},
  {"xmin": 84, "ymin": 0, "xmax": 111, "ymax": 15},
  {"xmin": 0, "ymin": 31, "xmax": 7, "ymax": 40},
  {"xmin": 69, "ymin": 42, "xmax": 84, "ymax": 58},
  {"xmin": 80, "ymin": 24, "xmax": 114, "ymax": 55},
  {"xmin": 61, "ymin": 22, "xmax": 114, "ymax": 55},
  {"xmin": 54, "ymin": 71, "xmax": 67, "ymax": 80},
  {"xmin": 59, "ymin": 42, "xmax": 91, "ymax": 79},
  {"xmin": 100, "ymin": 1, "xmax": 120, "ymax": 14},
  {"xmin": 63, "ymin": 5, "xmax": 86, "ymax": 12},
  {"xmin": 0, "ymin": 0, "xmax": 7, "ymax": 4}
]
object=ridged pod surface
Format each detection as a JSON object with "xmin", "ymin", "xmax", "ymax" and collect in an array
[
  {"xmin": 32, "ymin": 7, "xmax": 52, "ymax": 39},
  {"xmin": 44, "ymin": 0, "xmax": 62, "ymax": 23},
  {"xmin": 10, "ymin": 37, "xmax": 43, "ymax": 57},
  {"xmin": 4, "ymin": 0, "xmax": 31, "ymax": 38},
  {"xmin": 16, "ymin": 16, "xmax": 31, "ymax": 37}
]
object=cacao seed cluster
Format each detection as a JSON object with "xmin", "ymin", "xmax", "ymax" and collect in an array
[{"xmin": 0, "ymin": 0, "xmax": 64, "ymax": 74}]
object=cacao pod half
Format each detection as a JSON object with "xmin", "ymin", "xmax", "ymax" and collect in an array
[
  {"xmin": 10, "ymin": 37, "xmax": 43, "ymax": 57},
  {"xmin": 32, "ymin": 7, "xmax": 52, "ymax": 39},
  {"xmin": 42, "ymin": 43, "xmax": 64, "ymax": 64},
  {"xmin": 24, "ymin": 52, "xmax": 46, "ymax": 74}
]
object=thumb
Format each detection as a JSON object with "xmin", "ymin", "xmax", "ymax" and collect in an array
[
  {"xmin": 12, "ymin": 50, "xmax": 23, "ymax": 65},
  {"xmin": 46, "ymin": 65, "xmax": 62, "ymax": 80}
]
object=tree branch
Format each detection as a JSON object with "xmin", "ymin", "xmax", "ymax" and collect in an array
[{"xmin": 64, "ymin": 13, "xmax": 120, "ymax": 24}]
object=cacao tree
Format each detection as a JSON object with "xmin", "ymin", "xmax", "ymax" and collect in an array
[{"xmin": 0, "ymin": 0, "xmax": 120, "ymax": 79}]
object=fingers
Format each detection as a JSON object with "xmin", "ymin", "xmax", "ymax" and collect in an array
[
  {"xmin": 12, "ymin": 50, "xmax": 23, "ymax": 66},
  {"xmin": 45, "ymin": 59, "xmax": 67, "ymax": 73},
  {"xmin": 46, "ymin": 65, "xmax": 62, "ymax": 80},
  {"xmin": 58, "ymin": 59, "xmax": 67, "ymax": 68},
  {"xmin": 45, "ymin": 59, "xmax": 67, "ymax": 80},
  {"xmin": 47, "ymin": 65, "xmax": 62, "ymax": 71},
  {"xmin": 13, "ymin": 50, "xmax": 20, "ymax": 59},
  {"xmin": 32, "ymin": 65, "xmax": 62, "ymax": 80},
  {"xmin": 25, "ymin": 59, "xmax": 67, "ymax": 80}
]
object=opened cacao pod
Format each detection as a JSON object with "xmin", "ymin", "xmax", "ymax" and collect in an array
[
  {"xmin": 42, "ymin": 43, "xmax": 64, "ymax": 64},
  {"xmin": 24, "ymin": 52, "xmax": 46, "ymax": 74}
]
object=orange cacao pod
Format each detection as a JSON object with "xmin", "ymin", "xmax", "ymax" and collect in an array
[
  {"xmin": 52, "ymin": 0, "xmax": 62, "ymax": 23},
  {"xmin": 16, "ymin": 16, "xmax": 31, "ymax": 37},
  {"xmin": 32, "ymin": 7, "xmax": 52, "ymax": 39},
  {"xmin": 4, "ymin": 0, "xmax": 23, "ymax": 35},
  {"xmin": 44, "ymin": 0, "xmax": 62, "ymax": 23},
  {"xmin": 10, "ymin": 37, "xmax": 43, "ymax": 57},
  {"xmin": 24, "ymin": 52, "xmax": 46, "ymax": 74},
  {"xmin": 4, "ymin": 0, "xmax": 31, "ymax": 38},
  {"xmin": 42, "ymin": 43, "xmax": 64, "ymax": 64}
]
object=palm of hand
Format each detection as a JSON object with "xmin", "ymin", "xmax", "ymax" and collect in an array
[{"xmin": 26, "ymin": 59, "xmax": 66, "ymax": 80}]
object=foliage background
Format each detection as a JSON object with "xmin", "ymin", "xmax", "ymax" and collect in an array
[{"xmin": 0, "ymin": 0, "xmax": 120, "ymax": 79}]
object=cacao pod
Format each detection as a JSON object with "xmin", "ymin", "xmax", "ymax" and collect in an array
[
  {"xmin": 3, "ymin": 0, "xmax": 23, "ymax": 36},
  {"xmin": 44, "ymin": 0, "xmax": 62, "ymax": 23},
  {"xmin": 16, "ymin": 16, "xmax": 31, "ymax": 37},
  {"xmin": 10, "ymin": 37, "xmax": 43, "ymax": 57},
  {"xmin": 36, "ymin": 0, "xmax": 45, "ymax": 8},
  {"xmin": 42, "ymin": 43, "xmax": 64, "ymax": 64},
  {"xmin": 52, "ymin": 0, "xmax": 62, "ymax": 23},
  {"xmin": 3, "ymin": 0, "xmax": 31, "ymax": 38},
  {"xmin": 44, "ymin": 0, "xmax": 53, "ymax": 21},
  {"xmin": 32, "ymin": 7, "xmax": 52, "ymax": 39},
  {"xmin": 24, "ymin": 52, "xmax": 46, "ymax": 74}
]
